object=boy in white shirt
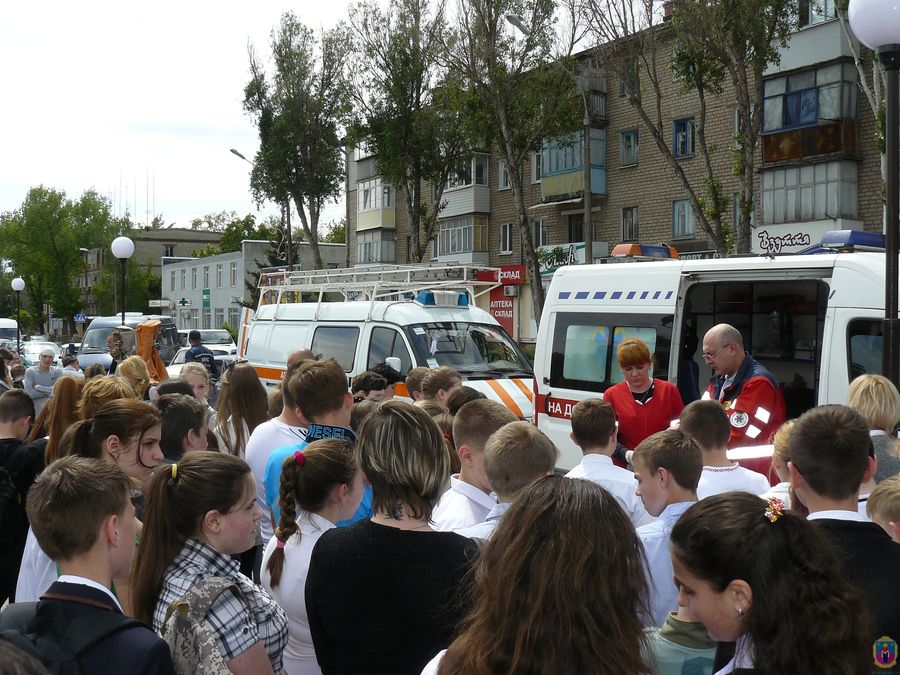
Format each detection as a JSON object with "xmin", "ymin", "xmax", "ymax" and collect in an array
[
  {"xmin": 456, "ymin": 422, "xmax": 557, "ymax": 540},
  {"xmin": 632, "ymin": 428, "xmax": 703, "ymax": 627},
  {"xmin": 565, "ymin": 398, "xmax": 655, "ymax": 527},
  {"xmin": 679, "ymin": 400, "xmax": 770, "ymax": 498},
  {"xmin": 432, "ymin": 399, "xmax": 517, "ymax": 531}
]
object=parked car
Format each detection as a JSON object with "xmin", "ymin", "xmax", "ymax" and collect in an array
[
  {"xmin": 21, "ymin": 341, "xmax": 62, "ymax": 367},
  {"xmin": 78, "ymin": 314, "xmax": 179, "ymax": 372},
  {"xmin": 166, "ymin": 346, "xmax": 237, "ymax": 379},
  {"xmin": 177, "ymin": 329, "xmax": 237, "ymax": 355}
]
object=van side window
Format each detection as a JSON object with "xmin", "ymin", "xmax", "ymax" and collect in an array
[
  {"xmin": 550, "ymin": 313, "xmax": 673, "ymax": 393},
  {"xmin": 311, "ymin": 326, "xmax": 360, "ymax": 372},
  {"xmin": 245, "ymin": 323, "xmax": 272, "ymax": 363},
  {"xmin": 848, "ymin": 320, "xmax": 882, "ymax": 380},
  {"xmin": 367, "ymin": 327, "xmax": 412, "ymax": 373},
  {"xmin": 269, "ymin": 324, "xmax": 310, "ymax": 363}
]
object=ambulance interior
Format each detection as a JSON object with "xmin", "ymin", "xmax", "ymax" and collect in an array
[{"xmin": 679, "ymin": 279, "xmax": 828, "ymax": 418}]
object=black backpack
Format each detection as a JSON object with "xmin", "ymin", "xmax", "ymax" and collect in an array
[
  {"xmin": 0, "ymin": 444, "xmax": 31, "ymax": 563},
  {"xmin": 0, "ymin": 601, "xmax": 143, "ymax": 675}
]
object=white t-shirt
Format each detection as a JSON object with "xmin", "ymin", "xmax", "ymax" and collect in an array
[
  {"xmin": 245, "ymin": 418, "xmax": 307, "ymax": 542},
  {"xmin": 16, "ymin": 527, "xmax": 57, "ymax": 602},
  {"xmin": 432, "ymin": 475, "xmax": 496, "ymax": 532},
  {"xmin": 566, "ymin": 454, "xmax": 656, "ymax": 528},
  {"xmin": 421, "ymin": 649, "xmax": 446, "ymax": 675},
  {"xmin": 455, "ymin": 502, "xmax": 510, "ymax": 541},
  {"xmin": 697, "ymin": 463, "xmax": 770, "ymax": 499},
  {"xmin": 260, "ymin": 512, "xmax": 334, "ymax": 675}
]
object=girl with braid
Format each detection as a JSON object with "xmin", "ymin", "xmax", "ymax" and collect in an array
[{"xmin": 260, "ymin": 438, "xmax": 365, "ymax": 675}]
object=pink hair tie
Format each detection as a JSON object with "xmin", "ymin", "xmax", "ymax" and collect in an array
[
  {"xmin": 294, "ymin": 451, "xmax": 305, "ymax": 467},
  {"xmin": 275, "ymin": 539, "xmax": 287, "ymax": 549}
]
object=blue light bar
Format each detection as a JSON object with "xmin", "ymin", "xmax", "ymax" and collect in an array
[
  {"xmin": 820, "ymin": 230, "xmax": 885, "ymax": 251},
  {"xmin": 416, "ymin": 291, "xmax": 436, "ymax": 305}
]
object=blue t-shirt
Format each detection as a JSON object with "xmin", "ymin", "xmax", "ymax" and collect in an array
[{"xmin": 263, "ymin": 423, "xmax": 371, "ymax": 527}]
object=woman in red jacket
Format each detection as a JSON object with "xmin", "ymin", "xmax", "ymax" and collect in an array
[{"xmin": 603, "ymin": 337, "xmax": 684, "ymax": 452}]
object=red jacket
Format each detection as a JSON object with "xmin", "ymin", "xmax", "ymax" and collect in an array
[
  {"xmin": 603, "ymin": 378, "xmax": 684, "ymax": 451},
  {"xmin": 704, "ymin": 355, "xmax": 786, "ymax": 447}
]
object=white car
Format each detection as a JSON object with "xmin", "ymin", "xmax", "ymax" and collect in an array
[
  {"xmin": 167, "ymin": 347, "xmax": 236, "ymax": 379},
  {"xmin": 21, "ymin": 341, "xmax": 62, "ymax": 368},
  {"xmin": 177, "ymin": 329, "xmax": 237, "ymax": 355}
]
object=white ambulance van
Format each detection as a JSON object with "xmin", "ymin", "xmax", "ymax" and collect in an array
[
  {"xmin": 237, "ymin": 265, "xmax": 535, "ymax": 419},
  {"xmin": 534, "ymin": 231, "xmax": 889, "ymax": 469}
]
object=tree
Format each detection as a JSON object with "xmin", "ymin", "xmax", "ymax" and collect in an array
[
  {"xmin": 584, "ymin": 0, "xmax": 794, "ymax": 254},
  {"xmin": 445, "ymin": 0, "xmax": 582, "ymax": 324},
  {"xmin": 0, "ymin": 187, "xmax": 120, "ymax": 334},
  {"xmin": 242, "ymin": 215, "xmax": 300, "ymax": 310},
  {"xmin": 191, "ymin": 214, "xmax": 273, "ymax": 257},
  {"xmin": 321, "ymin": 218, "xmax": 346, "ymax": 243},
  {"xmin": 91, "ymin": 258, "xmax": 159, "ymax": 316},
  {"xmin": 349, "ymin": 0, "xmax": 471, "ymax": 262},
  {"xmin": 243, "ymin": 12, "xmax": 351, "ymax": 270}
]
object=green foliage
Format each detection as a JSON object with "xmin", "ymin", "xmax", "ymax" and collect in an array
[
  {"xmin": 190, "ymin": 213, "xmax": 273, "ymax": 257},
  {"xmin": 243, "ymin": 12, "xmax": 351, "ymax": 269},
  {"xmin": 321, "ymin": 218, "xmax": 346, "ymax": 243},
  {"xmin": 0, "ymin": 187, "xmax": 122, "ymax": 332},
  {"xmin": 221, "ymin": 321, "xmax": 239, "ymax": 342},
  {"xmin": 91, "ymin": 256, "xmax": 159, "ymax": 316}
]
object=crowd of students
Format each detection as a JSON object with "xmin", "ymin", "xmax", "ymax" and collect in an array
[{"xmin": 0, "ymin": 343, "xmax": 898, "ymax": 675}]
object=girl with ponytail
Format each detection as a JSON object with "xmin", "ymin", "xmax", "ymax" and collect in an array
[{"xmin": 260, "ymin": 438, "xmax": 364, "ymax": 675}]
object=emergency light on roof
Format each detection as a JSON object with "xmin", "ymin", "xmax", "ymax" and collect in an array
[
  {"xmin": 611, "ymin": 243, "xmax": 679, "ymax": 259},
  {"xmin": 415, "ymin": 290, "xmax": 469, "ymax": 307},
  {"xmin": 819, "ymin": 229, "xmax": 886, "ymax": 251}
]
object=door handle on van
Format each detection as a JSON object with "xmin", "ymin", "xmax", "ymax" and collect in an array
[{"xmin": 543, "ymin": 376, "xmax": 549, "ymax": 384}]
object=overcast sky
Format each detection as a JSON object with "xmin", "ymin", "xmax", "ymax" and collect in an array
[{"xmin": 0, "ymin": 1, "xmax": 354, "ymax": 230}]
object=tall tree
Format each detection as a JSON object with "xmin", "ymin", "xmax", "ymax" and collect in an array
[
  {"xmin": 243, "ymin": 13, "xmax": 351, "ymax": 269},
  {"xmin": 349, "ymin": 0, "xmax": 470, "ymax": 262},
  {"xmin": 191, "ymin": 214, "xmax": 273, "ymax": 257},
  {"xmin": 0, "ymin": 187, "xmax": 119, "ymax": 333},
  {"xmin": 91, "ymin": 258, "xmax": 159, "ymax": 316},
  {"xmin": 445, "ymin": 0, "xmax": 582, "ymax": 324}
]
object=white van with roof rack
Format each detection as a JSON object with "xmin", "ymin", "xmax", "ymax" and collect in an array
[
  {"xmin": 533, "ymin": 231, "xmax": 893, "ymax": 470},
  {"xmin": 236, "ymin": 264, "xmax": 535, "ymax": 419}
]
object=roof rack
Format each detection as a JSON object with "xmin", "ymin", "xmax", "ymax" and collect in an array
[{"xmin": 257, "ymin": 263, "xmax": 504, "ymax": 319}]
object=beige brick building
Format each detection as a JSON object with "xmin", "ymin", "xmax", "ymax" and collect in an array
[{"xmin": 346, "ymin": 11, "xmax": 883, "ymax": 343}]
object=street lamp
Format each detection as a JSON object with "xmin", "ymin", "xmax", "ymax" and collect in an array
[
  {"xmin": 10, "ymin": 277, "xmax": 24, "ymax": 354},
  {"xmin": 110, "ymin": 236, "xmax": 135, "ymax": 327},
  {"xmin": 229, "ymin": 148, "xmax": 294, "ymax": 271},
  {"xmin": 847, "ymin": 0, "xmax": 900, "ymax": 386}
]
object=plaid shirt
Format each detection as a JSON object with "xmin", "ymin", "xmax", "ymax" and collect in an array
[{"xmin": 153, "ymin": 538, "xmax": 287, "ymax": 671}]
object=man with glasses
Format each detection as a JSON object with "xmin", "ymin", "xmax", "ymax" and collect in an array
[
  {"xmin": 23, "ymin": 347, "xmax": 62, "ymax": 416},
  {"xmin": 701, "ymin": 323, "xmax": 785, "ymax": 447}
]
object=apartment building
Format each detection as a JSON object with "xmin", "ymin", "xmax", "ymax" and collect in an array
[{"xmin": 346, "ymin": 9, "xmax": 882, "ymax": 343}]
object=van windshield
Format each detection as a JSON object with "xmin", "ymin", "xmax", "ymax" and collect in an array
[{"xmin": 404, "ymin": 322, "xmax": 532, "ymax": 377}]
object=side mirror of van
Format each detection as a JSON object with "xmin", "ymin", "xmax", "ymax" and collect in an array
[{"xmin": 385, "ymin": 357, "xmax": 402, "ymax": 373}]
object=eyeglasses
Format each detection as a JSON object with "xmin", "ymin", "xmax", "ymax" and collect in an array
[{"xmin": 702, "ymin": 344, "xmax": 731, "ymax": 360}]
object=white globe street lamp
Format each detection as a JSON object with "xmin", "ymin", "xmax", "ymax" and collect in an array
[
  {"xmin": 10, "ymin": 277, "xmax": 24, "ymax": 354},
  {"xmin": 110, "ymin": 236, "xmax": 135, "ymax": 327}
]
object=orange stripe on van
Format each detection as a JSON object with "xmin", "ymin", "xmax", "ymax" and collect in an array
[
  {"xmin": 254, "ymin": 366, "xmax": 286, "ymax": 382},
  {"xmin": 394, "ymin": 382, "xmax": 409, "ymax": 398},
  {"xmin": 511, "ymin": 378, "xmax": 533, "ymax": 401},
  {"xmin": 486, "ymin": 380, "xmax": 524, "ymax": 418}
]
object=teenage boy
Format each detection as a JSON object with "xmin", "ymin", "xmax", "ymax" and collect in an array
[
  {"xmin": 432, "ymin": 399, "xmax": 517, "ymax": 531},
  {"xmin": 790, "ymin": 404, "xmax": 900, "ymax": 646},
  {"xmin": 370, "ymin": 363, "xmax": 404, "ymax": 399},
  {"xmin": 24, "ymin": 347, "xmax": 62, "ymax": 416},
  {"xmin": 0, "ymin": 389, "xmax": 39, "ymax": 605},
  {"xmin": 867, "ymin": 475, "xmax": 900, "ymax": 543},
  {"xmin": 632, "ymin": 428, "xmax": 703, "ymax": 627},
  {"xmin": 404, "ymin": 367, "xmax": 430, "ymax": 401},
  {"xmin": 351, "ymin": 371, "xmax": 388, "ymax": 402},
  {"xmin": 456, "ymin": 422, "xmax": 558, "ymax": 540},
  {"xmin": 421, "ymin": 366, "xmax": 462, "ymax": 410},
  {"xmin": 263, "ymin": 359, "xmax": 361, "ymax": 526},
  {"xmin": 679, "ymin": 400, "xmax": 769, "ymax": 499},
  {"xmin": 155, "ymin": 393, "xmax": 208, "ymax": 460},
  {"xmin": 10, "ymin": 456, "xmax": 175, "ymax": 674},
  {"xmin": 565, "ymin": 398, "xmax": 655, "ymax": 528}
]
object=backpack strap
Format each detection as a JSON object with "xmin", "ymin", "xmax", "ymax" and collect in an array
[
  {"xmin": 163, "ymin": 576, "xmax": 245, "ymax": 627},
  {"xmin": 61, "ymin": 610, "xmax": 145, "ymax": 655},
  {"xmin": 1, "ymin": 443, "xmax": 33, "ymax": 483}
]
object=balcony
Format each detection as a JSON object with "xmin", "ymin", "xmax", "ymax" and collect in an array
[
  {"xmin": 762, "ymin": 120, "xmax": 857, "ymax": 163},
  {"xmin": 540, "ymin": 129, "xmax": 607, "ymax": 201}
]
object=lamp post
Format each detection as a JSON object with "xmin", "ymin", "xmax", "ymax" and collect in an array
[
  {"xmin": 848, "ymin": 0, "xmax": 900, "ymax": 387},
  {"xmin": 229, "ymin": 148, "xmax": 293, "ymax": 271},
  {"xmin": 10, "ymin": 277, "xmax": 24, "ymax": 355},
  {"xmin": 110, "ymin": 236, "xmax": 135, "ymax": 327}
]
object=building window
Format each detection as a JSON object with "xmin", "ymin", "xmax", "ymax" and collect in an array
[
  {"xmin": 357, "ymin": 229, "xmax": 397, "ymax": 263},
  {"xmin": 532, "ymin": 218, "xmax": 549, "ymax": 248},
  {"xmin": 498, "ymin": 160, "xmax": 510, "ymax": 190},
  {"xmin": 203, "ymin": 267, "xmax": 209, "ymax": 288},
  {"xmin": 228, "ymin": 307, "xmax": 240, "ymax": 329},
  {"xmin": 446, "ymin": 154, "xmax": 489, "ymax": 190},
  {"xmin": 567, "ymin": 213, "xmax": 584, "ymax": 244},
  {"xmin": 620, "ymin": 129, "xmax": 638, "ymax": 166},
  {"xmin": 798, "ymin": 0, "xmax": 837, "ymax": 27},
  {"xmin": 358, "ymin": 177, "xmax": 394, "ymax": 212},
  {"xmin": 202, "ymin": 308, "xmax": 211, "ymax": 330},
  {"xmin": 230, "ymin": 262, "xmax": 237, "ymax": 287},
  {"xmin": 164, "ymin": 244, "xmax": 175, "ymax": 257},
  {"xmin": 672, "ymin": 199, "xmax": 694, "ymax": 238},
  {"xmin": 763, "ymin": 63, "xmax": 858, "ymax": 134},
  {"xmin": 214, "ymin": 308, "xmax": 224, "ymax": 328},
  {"xmin": 170, "ymin": 271, "xmax": 176, "ymax": 291},
  {"xmin": 673, "ymin": 118, "xmax": 695, "ymax": 158},
  {"xmin": 761, "ymin": 160, "xmax": 857, "ymax": 225},
  {"xmin": 436, "ymin": 215, "xmax": 489, "ymax": 256},
  {"xmin": 216, "ymin": 264, "xmax": 223, "ymax": 288},
  {"xmin": 531, "ymin": 151, "xmax": 542, "ymax": 183},
  {"xmin": 180, "ymin": 269, "xmax": 186, "ymax": 290},
  {"xmin": 619, "ymin": 59, "xmax": 638, "ymax": 96},
  {"xmin": 190, "ymin": 309, "xmax": 199, "ymax": 329},
  {"xmin": 542, "ymin": 129, "xmax": 606, "ymax": 176},
  {"xmin": 191, "ymin": 268, "xmax": 197, "ymax": 290},
  {"xmin": 622, "ymin": 207, "xmax": 639, "ymax": 241},
  {"xmin": 500, "ymin": 223, "xmax": 513, "ymax": 254}
]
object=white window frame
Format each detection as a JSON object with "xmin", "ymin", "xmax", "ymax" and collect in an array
[
  {"xmin": 672, "ymin": 199, "xmax": 695, "ymax": 238},
  {"xmin": 180, "ymin": 269, "xmax": 186, "ymax": 290},
  {"xmin": 500, "ymin": 222, "xmax": 513, "ymax": 254},
  {"xmin": 230, "ymin": 262, "xmax": 237, "ymax": 287},
  {"xmin": 191, "ymin": 268, "xmax": 197, "ymax": 290},
  {"xmin": 622, "ymin": 207, "xmax": 639, "ymax": 241},
  {"xmin": 620, "ymin": 129, "xmax": 639, "ymax": 167},
  {"xmin": 673, "ymin": 118, "xmax": 695, "ymax": 158},
  {"xmin": 203, "ymin": 266, "xmax": 209, "ymax": 288},
  {"xmin": 498, "ymin": 159, "xmax": 511, "ymax": 190},
  {"xmin": 531, "ymin": 151, "xmax": 542, "ymax": 183},
  {"xmin": 436, "ymin": 215, "xmax": 488, "ymax": 256},
  {"xmin": 216, "ymin": 264, "xmax": 223, "ymax": 288},
  {"xmin": 170, "ymin": 271, "xmax": 176, "ymax": 292},
  {"xmin": 532, "ymin": 218, "xmax": 548, "ymax": 248},
  {"xmin": 358, "ymin": 177, "xmax": 394, "ymax": 213},
  {"xmin": 761, "ymin": 160, "xmax": 857, "ymax": 225}
]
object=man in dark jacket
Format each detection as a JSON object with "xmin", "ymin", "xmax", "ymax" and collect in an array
[{"xmin": 185, "ymin": 330, "xmax": 219, "ymax": 380}]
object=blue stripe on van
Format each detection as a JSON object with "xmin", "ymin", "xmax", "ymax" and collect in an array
[{"xmin": 556, "ymin": 289, "xmax": 676, "ymax": 301}]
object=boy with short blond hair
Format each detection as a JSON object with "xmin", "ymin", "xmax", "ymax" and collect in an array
[
  {"xmin": 456, "ymin": 422, "xmax": 558, "ymax": 540},
  {"xmin": 565, "ymin": 398, "xmax": 655, "ymax": 528},
  {"xmin": 432, "ymin": 399, "xmax": 517, "ymax": 531},
  {"xmin": 632, "ymin": 428, "xmax": 703, "ymax": 627},
  {"xmin": 421, "ymin": 366, "xmax": 462, "ymax": 409},
  {"xmin": 867, "ymin": 475, "xmax": 900, "ymax": 543}
]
